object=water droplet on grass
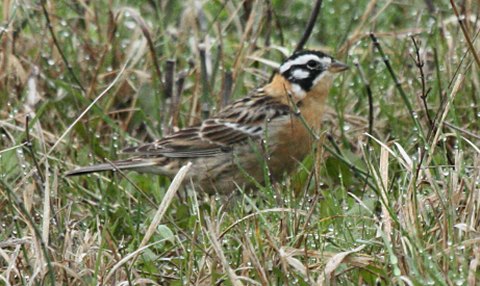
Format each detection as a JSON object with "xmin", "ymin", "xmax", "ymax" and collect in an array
[{"xmin": 124, "ymin": 21, "xmax": 136, "ymax": 29}]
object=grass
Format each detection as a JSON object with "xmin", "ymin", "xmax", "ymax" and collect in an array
[{"xmin": 1, "ymin": 0, "xmax": 480, "ymax": 285}]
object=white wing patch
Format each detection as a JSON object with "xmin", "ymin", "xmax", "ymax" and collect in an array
[{"xmin": 221, "ymin": 121, "xmax": 263, "ymax": 136}]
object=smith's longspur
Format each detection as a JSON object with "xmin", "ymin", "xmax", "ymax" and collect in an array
[{"xmin": 67, "ymin": 50, "xmax": 348, "ymax": 193}]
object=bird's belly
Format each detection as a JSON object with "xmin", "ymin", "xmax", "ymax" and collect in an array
[
  {"xmin": 267, "ymin": 121, "xmax": 315, "ymax": 179},
  {"xmin": 189, "ymin": 150, "xmax": 257, "ymax": 193}
]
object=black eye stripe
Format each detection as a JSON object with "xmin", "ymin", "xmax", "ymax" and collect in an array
[{"xmin": 285, "ymin": 65, "xmax": 324, "ymax": 75}]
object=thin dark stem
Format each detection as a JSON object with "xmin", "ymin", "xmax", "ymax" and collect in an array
[
  {"xmin": 210, "ymin": 42, "xmax": 223, "ymax": 88},
  {"xmin": 271, "ymin": 5, "xmax": 284, "ymax": 46},
  {"xmin": 450, "ymin": 0, "xmax": 480, "ymax": 69},
  {"xmin": 221, "ymin": 71, "xmax": 233, "ymax": 108},
  {"xmin": 353, "ymin": 59, "xmax": 374, "ymax": 138},
  {"xmin": 424, "ymin": 0, "xmax": 435, "ymax": 14},
  {"xmin": 41, "ymin": 0, "xmax": 85, "ymax": 93},
  {"xmin": 264, "ymin": 0, "xmax": 273, "ymax": 47},
  {"xmin": 323, "ymin": 141, "xmax": 376, "ymax": 192},
  {"xmin": 198, "ymin": 44, "xmax": 211, "ymax": 119},
  {"xmin": 444, "ymin": 121, "xmax": 480, "ymax": 140},
  {"xmin": 294, "ymin": 0, "xmax": 323, "ymax": 52},
  {"xmin": 104, "ymin": 158, "xmax": 158, "ymax": 209},
  {"xmin": 433, "ymin": 48, "xmax": 443, "ymax": 99},
  {"xmin": 123, "ymin": 8, "xmax": 165, "ymax": 98},
  {"xmin": 164, "ymin": 59, "xmax": 176, "ymax": 134},
  {"xmin": 23, "ymin": 116, "xmax": 63, "ymax": 231},
  {"xmin": 410, "ymin": 36, "xmax": 434, "ymax": 128},
  {"xmin": 24, "ymin": 116, "xmax": 44, "ymax": 183},
  {"xmin": 326, "ymin": 133, "xmax": 341, "ymax": 155},
  {"xmin": 172, "ymin": 70, "xmax": 187, "ymax": 128},
  {"xmin": 428, "ymin": 27, "xmax": 479, "ymax": 147},
  {"xmin": 369, "ymin": 33, "xmax": 426, "ymax": 142},
  {"xmin": 133, "ymin": 13, "xmax": 164, "ymax": 93},
  {"xmin": 445, "ymin": 27, "xmax": 480, "ymax": 90}
]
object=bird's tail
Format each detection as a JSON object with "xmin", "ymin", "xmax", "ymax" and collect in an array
[{"xmin": 65, "ymin": 159, "xmax": 158, "ymax": 177}]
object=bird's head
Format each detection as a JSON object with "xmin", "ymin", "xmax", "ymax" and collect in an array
[{"xmin": 278, "ymin": 50, "xmax": 348, "ymax": 99}]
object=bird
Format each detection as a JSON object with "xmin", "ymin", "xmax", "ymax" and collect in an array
[{"xmin": 66, "ymin": 50, "xmax": 348, "ymax": 193}]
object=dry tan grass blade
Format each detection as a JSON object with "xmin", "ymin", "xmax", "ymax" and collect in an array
[
  {"xmin": 317, "ymin": 245, "xmax": 366, "ymax": 286},
  {"xmin": 135, "ymin": 162, "xmax": 192, "ymax": 258},
  {"xmin": 103, "ymin": 162, "xmax": 192, "ymax": 283},
  {"xmin": 206, "ymin": 217, "xmax": 245, "ymax": 286}
]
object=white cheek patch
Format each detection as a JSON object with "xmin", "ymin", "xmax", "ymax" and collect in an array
[
  {"xmin": 291, "ymin": 83, "xmax": 307, "ymax": 100},
  {"xmin": 291, "ymin": 69, "xmax": 310, "ymax": 79}
]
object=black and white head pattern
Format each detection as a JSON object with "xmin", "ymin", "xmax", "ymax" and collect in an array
[{"xmin": 279, "ymin": 50, "xmax": 334, "ymax": 98}]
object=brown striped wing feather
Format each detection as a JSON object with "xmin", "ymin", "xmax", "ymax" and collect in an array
[{"xmin": 122, "ymin": 92, "xmax": 292, "ymax": 159}]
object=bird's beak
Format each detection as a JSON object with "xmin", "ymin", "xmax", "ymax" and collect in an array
[{"xmin": 329, "ymin": 60, "xmax": 349, "ymax": 73}]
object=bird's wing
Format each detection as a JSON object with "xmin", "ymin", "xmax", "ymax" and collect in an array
[{"xmin": 122, "ymin": 92, "xmax": 292, "ymax": 158}]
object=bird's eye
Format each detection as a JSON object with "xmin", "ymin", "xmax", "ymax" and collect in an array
[{"xmin": 306, "ymin": 60, "xmax": 320, "ymax": 69}]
